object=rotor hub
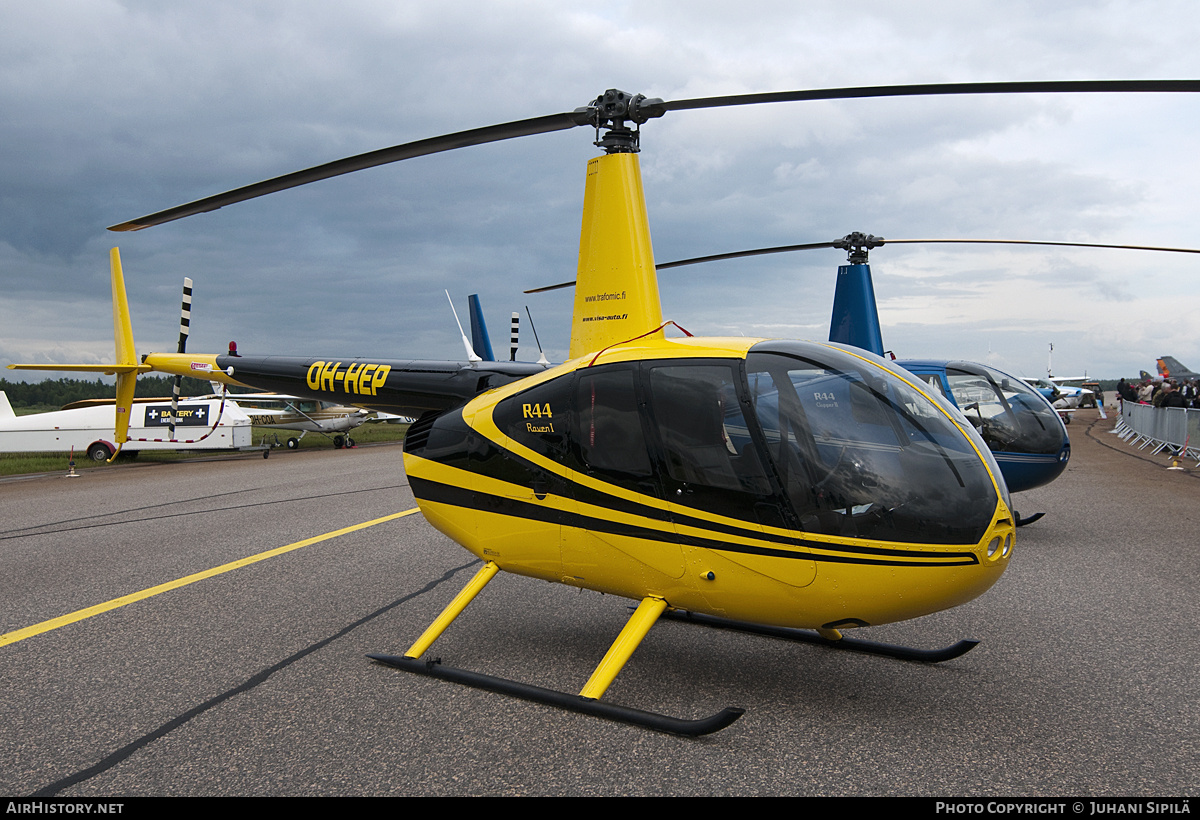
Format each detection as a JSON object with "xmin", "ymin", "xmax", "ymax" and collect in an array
[
  {"xmin": 833, "ymin": 232, "xmax": 885, "ymax": 264},
  {"xmin": 575, "ymin": 89, "xmax": 666, "ymax": 154}
]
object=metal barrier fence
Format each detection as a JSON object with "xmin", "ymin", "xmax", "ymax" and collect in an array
[{"xmin": 1111, "ymin": 401, "xmax": 1200, "ymax": 465}]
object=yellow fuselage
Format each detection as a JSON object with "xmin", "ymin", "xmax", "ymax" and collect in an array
[{"xmin": 405, "ymin": 336, "xmax": 1014, "ymax": 632}]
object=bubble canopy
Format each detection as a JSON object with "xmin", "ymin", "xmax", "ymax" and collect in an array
[
  {"xmin": 479, "ymin": 339, "xmax": 1005, "ymax": 547},
  {"xmin": 740, "ymin": 341, "xmax": 1002, "ymax": 544}
]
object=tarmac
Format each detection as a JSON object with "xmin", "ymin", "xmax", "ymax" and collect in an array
[{"xmin": 0, "ymin": 410, "xmax": 1195, "ymax": 796}]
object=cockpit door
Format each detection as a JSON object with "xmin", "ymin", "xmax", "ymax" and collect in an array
[{"xmin": 640, "ymin": 361, "xmax": 817, "ymax": 595}]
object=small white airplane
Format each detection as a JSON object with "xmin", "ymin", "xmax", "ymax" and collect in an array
[
  {"xmin": 1046, "ymin": 378, "xmax": 1093, "ymax": 408},
  {"xmin": 1020, "ymin": 377, "xmax": 1092, "ymax": 423},
  {"xmin": 0, "ymin": 390, "xmax": 255, "ymax": 461},
  {"xmin": 215, "ymin": 392, "xmax": 374, "ymax": 449},
  {"xmin": 58, "ymin": 390, "xmax": 375, "ymax": 450},
  {"xmin": 1038, "ymin": 344, "xmax": 1093, "ymax": 411}
]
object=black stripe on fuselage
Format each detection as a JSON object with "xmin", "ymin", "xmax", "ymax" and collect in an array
[{"xmin": 408, "ymin": 476, "xmax": 980, "ymax": 568}]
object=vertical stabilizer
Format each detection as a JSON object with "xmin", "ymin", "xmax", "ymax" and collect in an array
[
  {"xmin": 828, "ymin": 263, "xmax": 885, "ymax": 357},
  {"xmin": 1157, "ymin": 356, "xmax": 1195, "ymax": 378},
  {"xmin": 468, "ymin": 294, "xmax": 496, "ymax": 362},
  {"xmin": 111, "ymin": 249, "xmax": 137, "ymax": 370},
  {"xmin": 6, "ymin": 247, "xmax": 150, "ymax": 452},
  {"xmin": 569, "ymin": 153, "xmax": 663, "ymax": 359},
  {"xmin": 110, "ymin": 248, "xmax": 138, "ymax": 445}
]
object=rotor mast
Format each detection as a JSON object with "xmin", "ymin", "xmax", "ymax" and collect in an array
[
  {"xmin": 828, "ymin": 233, "xmax": 887, "ymax": 356},
  {"xmin": 567, "ymin": 90, "xmax": 668, "ymax": 359}
]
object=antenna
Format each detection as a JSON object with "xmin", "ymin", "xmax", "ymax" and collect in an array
[
  {"xmin": 525, "ymin": 306, "xmax": 549, "ymax": 365},
  {"xmin": 445, "ymin": 291, "xmax": 482, "ymax": 363}
]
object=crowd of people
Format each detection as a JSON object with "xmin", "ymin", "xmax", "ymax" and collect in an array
[{"xmin": 1115, "ymin": 376, "xmax": 1200, "ymax": 409}]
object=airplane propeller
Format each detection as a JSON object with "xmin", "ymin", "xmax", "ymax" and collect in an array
[
  {"xmin": 168, "ymin": 277, "xmax": 193, "ymax": 437},
  {"xmin": 108, "ymin": 80, "xmax": 1200, "ymax": 233}
]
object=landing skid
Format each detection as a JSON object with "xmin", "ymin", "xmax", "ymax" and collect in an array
[
  {"xmin": 1015, "ymin": 511, "xmax": 1045, "ymax": 527},
  {"xmin": 368, "ymin": 653, "xmax": 744, "ymax": 736},
  {"xmin": 370, "ymin": 562, "xmax": 743, "ymax": 736},
  {"xmin": 660, "ymin": 609, "xmax": 979, "ymax": 663}
]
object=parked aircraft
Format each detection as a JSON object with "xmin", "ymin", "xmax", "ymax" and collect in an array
[
  {"xmin": 15, "ymin": 80, "xmax": 1200, "ymax": 733},
  {"xmin": 218, "ymin": 393, "xmax": 373, "ymax": 449},
  {"xmin": 0, "ymin": 390, "xmax": 254, "ymax": 461},
  {"xmin": 1156, "ymin": 356, "xmax": 1199, "ymax": 381}
]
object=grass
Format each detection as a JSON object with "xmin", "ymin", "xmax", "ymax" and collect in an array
[
  {"xmin": 14, "ymin": 405, "xmax": 59, "ymax": 416},
  {"xmin": 0, "ymin": 422, "xmax": 409, "ymax": 477}
]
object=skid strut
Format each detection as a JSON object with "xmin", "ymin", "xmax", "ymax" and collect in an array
[
  {"xmin": 369, "ymin": 562, "xmax": 744, "ymax": 736},
  {"xmin": 660, "ymin": 609, "xmax": 979, "ymax": 663},
  {"xmin": 1015, "ymin": 511, "xmax": 1046, "ymax": 527}
]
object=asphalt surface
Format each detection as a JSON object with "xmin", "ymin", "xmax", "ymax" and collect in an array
[{"xmin": 0, "ymin": 414, "xmax": 1195, "ymax": 797}]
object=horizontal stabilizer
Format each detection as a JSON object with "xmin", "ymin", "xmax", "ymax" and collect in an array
[{"xmin": 7, "ymin": 363, "xmax": 149, "ymax": 375}]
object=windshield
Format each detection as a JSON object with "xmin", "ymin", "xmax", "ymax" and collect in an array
[
  {"xmin": 745, "ymin": 342, "xmax": 998, "ymax": 544},
  {"xmin": 945, "ymin": 363, "xmax": 1065, "ymax": 455}
]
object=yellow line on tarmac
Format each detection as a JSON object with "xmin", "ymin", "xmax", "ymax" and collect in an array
[{"xmin": 0, "ymin": 507, "xmax": 422, "ymax": 648}]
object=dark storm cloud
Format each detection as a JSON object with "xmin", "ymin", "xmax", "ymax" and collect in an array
[{"xmin": 2, "ymin": 1, "xmax": 1198, "ymax": 380}]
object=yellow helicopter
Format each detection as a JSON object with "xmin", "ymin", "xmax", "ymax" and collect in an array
[{"xmin": 15, "ymin": 80, "xmax": 1199, "ymax": 734}]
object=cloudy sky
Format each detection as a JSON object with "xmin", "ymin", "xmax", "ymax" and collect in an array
[{"xmin": 3, "ymin": 0, "xmax": 1199, "ymax": 382}]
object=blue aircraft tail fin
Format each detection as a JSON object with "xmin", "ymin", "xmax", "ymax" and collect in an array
[
  {"xmin": 828, "ymin": 263, "xmax": 885, "ymax": 357},
  {"xmin": 468, "ymin": 294, "xmax": 495, "ymax": 362}
]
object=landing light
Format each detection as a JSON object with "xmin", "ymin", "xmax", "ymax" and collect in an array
[{"xmin": 987, "ymin": 537, "xmax": 1002, "ymax": 560}]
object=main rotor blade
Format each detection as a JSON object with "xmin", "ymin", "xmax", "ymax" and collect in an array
[
  {"xmin": 651, "ymin": 79, "xmax": 1200, "ymax": 116},
  {"xmin": 112, "ymin": 79, "xmax": 1200, "ymax": 233},
  {"xmin": 523, "ymin": 280, "xmax": 577, "ymax": 294},
  {"xmin": 520, "ymin": 236, "xmax": 1200, "ymax": 293},
  {"xmin": 883, "ymin": 238, "xmax": 1200, "ymax": 254},
  {"xmin": 523, "ymin": 240, "xmax": 845, "ymax": 292},
  {"xmin": 109, "ymin": 112, "xmax": 588, "ymax": 231},
  {"xmin": 652, "ymin": 236, "xmax": 1200, "ymax": 272},
  {"xmin": 656, "ymin": 241, "xmax": 839, "ymax": 269}
]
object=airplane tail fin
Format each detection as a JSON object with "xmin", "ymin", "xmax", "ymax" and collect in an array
[
  {"xmin": 568, "ymin": 153, "xmax": 663, "ymax": 359},
  {"xmin": 1157, "ymin": 356, "xmax": 1191, "ymax": 378},
  {"xmin": 7, "ymin": 248, "xmax": 150, "ymax": 452},
  {"xmin": 0, "ymin": 391, "xmax": 14, "ymax": 419},
  {"xmin": 467, "ymin": 294, "xmax": 495, "ymax": 362}
]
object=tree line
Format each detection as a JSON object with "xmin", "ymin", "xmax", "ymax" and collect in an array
[{"xmin": 1, "ymin": 375, "xmax": 228, "ymax": 409}]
